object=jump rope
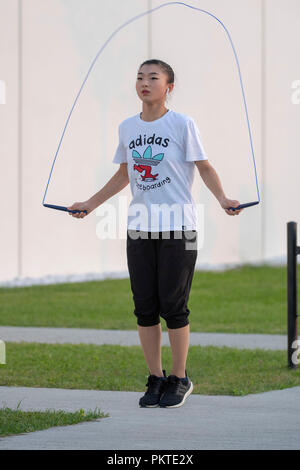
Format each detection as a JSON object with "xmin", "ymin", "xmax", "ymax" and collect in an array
[{"xmin": 42, "ymin": 1, "xmax": 261, "ymax": 215}]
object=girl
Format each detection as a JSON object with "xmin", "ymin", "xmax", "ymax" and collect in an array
[{"xmin": 67, "ymin": 59, "xmax": 243, "ymax": 409}]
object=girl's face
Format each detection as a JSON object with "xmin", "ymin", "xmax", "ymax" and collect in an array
[{"xmin": 136, "ymin": 64, "xmax": 170, "ymax": 104}]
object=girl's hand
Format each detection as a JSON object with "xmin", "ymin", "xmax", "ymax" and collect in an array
[
  {"xmin": 66, "ymin": 201, "xmax": 92, "ymax": 218},
  {"xmin": 219, "ymin": 196, "xmax": 243, "ymax": 216}
]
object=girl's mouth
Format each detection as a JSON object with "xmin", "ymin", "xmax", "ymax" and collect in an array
[{"xmin": 142, "ymin": 90, "xmax": 150, "ymax": 95}]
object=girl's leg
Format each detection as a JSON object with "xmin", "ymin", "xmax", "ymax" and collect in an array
[
  {"xmin": 127, "ymin": 230, "xmax": 163, "ymax": 377},
  {"xmin": 138, "ymin": 323, "xmax": 164, "ymax": 377},
  {"xmin": 158, "ymin": 230, "xmax": 197, "ymax": 379},
  {"xmin": 168, "ymin": 324, "xmax": 190, "ymax": 378}
]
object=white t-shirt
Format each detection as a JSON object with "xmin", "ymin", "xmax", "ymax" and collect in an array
[{"xmin": 112, "ymin": 109, "xmax": 208, "ymax": 232}]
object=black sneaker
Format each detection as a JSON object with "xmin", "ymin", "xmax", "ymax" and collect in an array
[
  {"xmin": 139, "ymin": 370, "xmax": 168, "ymax": 408},
  {"xmin": 159, "ymin": 370, "xmax": 193, "ymax": 408}
]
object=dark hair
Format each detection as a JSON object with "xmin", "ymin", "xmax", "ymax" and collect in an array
[{"xmin": 138, "ymin": 59, "xmax": 175, "ymax": 85}]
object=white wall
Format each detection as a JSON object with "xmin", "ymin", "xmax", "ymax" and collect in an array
[
  {"xmin": 0, "ymin": 0, "xmax": 19, "ymax": 281},
  {"xmin": 0, "ymin": 0, "xmax": 299, "ymax": 284},
  {"xmin": 263, "ymin": 0, "xmax": 300, "ymax": 260}
]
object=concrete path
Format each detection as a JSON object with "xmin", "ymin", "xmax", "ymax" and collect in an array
[
  {"xmin": 0, "ymin": 385, "xmax": 300, "ymax": 450},
  {"xmin": 0, "ymin": 326, "xmax": 292, "ymax": 350}
]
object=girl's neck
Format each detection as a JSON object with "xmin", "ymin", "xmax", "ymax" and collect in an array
[{"xmin": 140, "ymin": 104, "xmax": 169, "ymax": 122}]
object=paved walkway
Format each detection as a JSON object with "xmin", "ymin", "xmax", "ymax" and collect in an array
[
  {"xmin": 0, "ymin": 385, "xmax": 300, "ymax": 450},
  {"xmin": 0, "ymin": 326, "xmax": 299, "ymax": 450},
  {"xmin": 0, "ymin": 326, "xmax": 291, "ymax": 350}
]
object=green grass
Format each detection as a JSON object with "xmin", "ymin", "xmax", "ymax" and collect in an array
[
  {"xmin": 0, "ymin": 264, "xmax": 292, "ymax": 334},
  {"xmin": 0, "ymin": 405, "xmax": 108, "ymax": 438},
  {"xmin": 0, "ymin": 342, "xmax": 299, "ymax": 396}
]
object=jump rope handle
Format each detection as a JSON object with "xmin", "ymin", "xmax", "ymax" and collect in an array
[
  {"xmin": 227, "ymin": 201, "xmax": 259, "ymax": 211},
  {"xmin": 43, "ymin": 203, "xmax": 87, "ymax": 214}
]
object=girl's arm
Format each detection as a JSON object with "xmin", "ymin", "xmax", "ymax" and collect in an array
[
  {"xmin": 67, "ymin": 163, "xmax": 129, "ymax": 218},
  {"xmin": 195, "ymin": 161, "xmax": 243, "ymax": 216}
]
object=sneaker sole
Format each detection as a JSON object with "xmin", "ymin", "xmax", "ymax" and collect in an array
[
  {"xmin": 139, "ymin": 403, "xmax": 160, "ymax": 408},
  {"xmin": 159, "ymin": 381, "xmax": 193, "ymax": 408}
]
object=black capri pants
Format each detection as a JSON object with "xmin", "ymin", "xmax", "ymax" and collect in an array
[{"xmin": 126, "ymin": 229, "xmax": 198, "ymax": 329}]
